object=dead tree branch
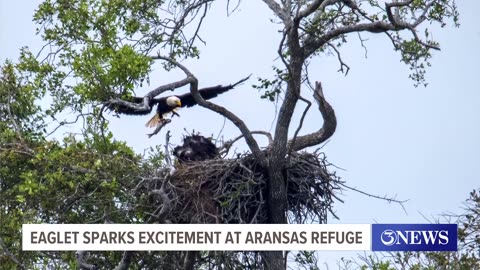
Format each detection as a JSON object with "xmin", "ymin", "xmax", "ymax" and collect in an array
[
  {"xmin": 164, "ymin": 130, "xmax": 173, "ymax": 166},
  {"xmin": 220, "ymin": 130, "xmax": 273, "ymax": 156},
  {"xmin": 262, "ymin": 0, "xmax": 292, "ymax": 25},
  {"xmin": 297, "ymin": 0, "xmax": 341, "ymax": 20},
  {"xmin": 287, "ymin": 95, "xmax": 311, "ymax": 156},
  {"xmin": 340, "ymin": 183, "xmax": 408, "ymax": 214},
  {"xmin": 327, "ymin": 42, "xmax": 350, "ymax": 75},
  {"xmin": 288, "ymin": 81, "xmax": 336, "ymax": 152}
]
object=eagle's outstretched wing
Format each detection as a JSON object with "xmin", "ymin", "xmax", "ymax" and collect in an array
[
  {"xmin": 177, "ymin": 85, "xmax": 236, "ymax": 108},
  {"xmin": 105, "ymin": 75, "xmax": 250, "ymax": 115}
]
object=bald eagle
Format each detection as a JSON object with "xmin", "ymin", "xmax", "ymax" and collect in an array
[{"xmin": 108, "ymin": 86, "xmax": 234, "ymax": 128}]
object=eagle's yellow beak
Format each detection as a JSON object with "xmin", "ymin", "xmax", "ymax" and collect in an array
[{"xmin": 176, "ymin": 100, "xmax": 182, "ymax": 107}]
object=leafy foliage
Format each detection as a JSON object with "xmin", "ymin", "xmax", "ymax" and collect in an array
[
  {"xmin": 252, "ymin": 66, "xmax": 288, "ymax": 101},
  {"xmin": 21, "ymin": 0, "xmax": 208, "ymax": 115},
  {"xmin": 0, "ymin": 61, "xmax": 149, "ymax": 269}
]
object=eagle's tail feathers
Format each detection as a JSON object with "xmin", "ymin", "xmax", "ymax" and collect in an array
[{"xmin": 145, "ymin": 113, "xmax": 161, "ymax": 128}]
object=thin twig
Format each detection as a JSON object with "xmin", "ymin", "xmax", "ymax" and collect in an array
[
  {"xmin": 327, "ymin": 42, "xmax": 350, "ymax": 75},
  {"xmin": 340, "ymin": 183, "xmax": 408, "ymax": 212},
  {"xmin": 220, "ymin": 131, "xmax": 273, "ymax": 157},
  {"xmin": 288, "ymin": 95, "xmax": 311, "ymax": 157},
  {"xmin": 164, "ymin": 130, "xmax": 173, "ymax": 166}
]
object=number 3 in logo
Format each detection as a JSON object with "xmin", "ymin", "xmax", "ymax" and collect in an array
[{"xmin": 381, "ymin": 230, "xmax": 397, "ymax": 246}]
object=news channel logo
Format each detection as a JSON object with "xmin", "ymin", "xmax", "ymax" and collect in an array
[{"xmin": 372, "ymin": 224, "xmax": 457, "ymax": 251}]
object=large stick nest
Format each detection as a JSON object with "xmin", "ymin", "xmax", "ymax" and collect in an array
[{"xmin": 140, "ymin": 143, "xmax": 343, "ymax": 225}]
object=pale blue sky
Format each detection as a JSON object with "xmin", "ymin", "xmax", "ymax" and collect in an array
[{"xmin": 1, "ymin": 0, "xmax": 479, "ymax": 266}]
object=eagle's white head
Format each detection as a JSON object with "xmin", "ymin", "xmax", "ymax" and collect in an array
[{"xmin": 166, "ymin": 96, "xmax": 182, "ymax": 108}]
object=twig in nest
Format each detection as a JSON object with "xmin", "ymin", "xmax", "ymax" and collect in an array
[
  {"xmin": 140, "ymin": 151, "xmax": 343, "ymax": 225},
  {"xmin": 148, "ymin": 188, "xmax": 172, "ymax": 223}
]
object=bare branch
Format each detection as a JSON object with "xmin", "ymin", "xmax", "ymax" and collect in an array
[
  {"xmin": 340, "ymin": 183, "xmax": 408, "ymax": 212},
  {"xmin": 46, "ymin": 113, "xmax": 93, "ymax": 138},
  {"xmin": 262, "ymin": 0, "xmax": 292, "ymax": 25},
  {"xmin": 149, "ymin": 57, "xmax": 197, "ymax": 97},
  {"xmin": 288, "ymin": 81, "xmax": 336, "ymax": 151},
  {"xmin": 357, "ymin": 32, "xmax": 369, "ymax": 58},
  {"xmin": 152, "ymin": 55, "xmax": 195, "ymax": 76},
  {"xmin": 278, "ymin": 30, "xmax": 290, "ymax": 72},
  {"xmin": 287, "ymin": 95, "xmax": 311, "ymax": 157},
  {"xmin": 303, "ymin": 21, "xmax": 399, "ymax": 58},
  {"xmin": 296, "ymin": 0, "xmax": 325, "ymax": 19},
  {"xmin": 227, "ymin": 0, "xmax": 242, "ymax": 15},
  {"xmin": 299, "ymin": 0, "xmax": 343, "ymax": 25},
  {"xmin": 296, "ymin": 0, "xmax": 340, "ymax": 20},
  {"xmin": 327, "ymin": 42, "xmax": 350, "ymax": 75},
  {"xmin": 385, "ymin": 0, "xmax": 414, "ymax": 26},
  {"xmin": 220, "ymin": 131, "xmax": 273, "ymax": 157},
  {"xmin": 164, "ymin": 130, "xmax": 173, "ymax": 166},
  {"xmin": 167, "ymin": 0, "xmax": 213, "ymax": 56},
  {"xmin": 190, "ymin": 3, "xmax": 209, "ymax": 47}
]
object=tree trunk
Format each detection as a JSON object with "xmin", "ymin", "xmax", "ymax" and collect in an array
[
  {"xmin": 261, "ymin": 23, "xmax": 304, "ymax": 269},
  {"xmin": 262, "ymin": 160, "xmax": 288, "ymax": 269}
]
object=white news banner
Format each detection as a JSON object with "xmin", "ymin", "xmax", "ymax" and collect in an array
[{"xmin": 22, "ymin": 224, "xmax": 371, "ymax": 251}]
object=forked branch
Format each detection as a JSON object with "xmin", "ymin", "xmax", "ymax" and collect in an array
[
  {"xmin": 288, "ymin": 81, "xmax": 336, "ymax": 151},
  {"xmin": 302, "ymin": 0, "xmax": 443, "ymax": 58},
  {"xmin": 220, "ymin": 130, "xmax": 273, "ymax": 157}
]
